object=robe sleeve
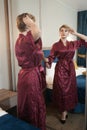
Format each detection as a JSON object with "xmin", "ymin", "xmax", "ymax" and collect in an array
[
  {"xmin": 72, "ymin": 39, "xmax": 87, "ymax": 49},
  {"xmin": 47, "ymin": 43, "xmax": 58, "ymax": 67},
  {"xmin": 15, "ymin": 31, "xmax": 43, "ymax": 68},
  {"xmin": 35, "ymin": 38, "xmax": 42, "ymax": 49}
]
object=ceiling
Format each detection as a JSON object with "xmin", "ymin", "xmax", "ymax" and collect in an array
[{"xmin": 61, "ymin": 0, "xmax": 87, "ymax": 11}]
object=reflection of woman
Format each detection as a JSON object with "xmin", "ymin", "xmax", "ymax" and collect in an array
[
  {"xmin": 46, "ymin": 24, "xmax": 87, "ymax": 124},
  {"xmin": 15, "ymin": 13, "xmax": 46, "ymax": 130}
]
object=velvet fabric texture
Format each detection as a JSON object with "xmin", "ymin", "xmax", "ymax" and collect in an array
[{"xmin": 0, "ymin": 114, "xmax": 40, "ymax": 130}]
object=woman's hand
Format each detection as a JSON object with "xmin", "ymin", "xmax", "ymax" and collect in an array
[
  {"xmin": 23, "ymin": 15, "xmax": 41, "ymax": 41},
  {"xmin": 46, "ymin": 62, "xmax": 51, "ymax": 68},
  {"xmin": 43, "ymin": 57, "xmax": 49, "ymax": 63},
  {"xmin": 69, "ymin": 28, "xmax": 77, "ymax": 35},
  {"xmin": 23, "ymin": 15, "xmax": 34, "ymax": 27},
  {"xmin": 43, "ymin": 58, "xmax": 51, "ymax": 68},
  {"xmin": 69, "ymin": 27, "xmax": 87, "ymax": 41}
]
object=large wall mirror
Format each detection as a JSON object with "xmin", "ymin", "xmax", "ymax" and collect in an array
[
  {"xmin": 85, "ymin": 52, "xmax": 87, "ymax": 130},
  {"xmin": 0, "ymin": 0, "xmax": 87, "ymax": 129}
]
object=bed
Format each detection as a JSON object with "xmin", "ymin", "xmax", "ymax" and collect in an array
[
  {"xmin": 0, "ymin": 107, "xmax": 40, "ymax": 130},
  {"xmin": 43, "ymin": 49, "xmax": 86, "ymax": 113}
]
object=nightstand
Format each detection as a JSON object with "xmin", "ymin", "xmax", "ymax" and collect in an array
[{"xmin": 0, "ymin": 89, "xmax": 17, "ymax": 110}]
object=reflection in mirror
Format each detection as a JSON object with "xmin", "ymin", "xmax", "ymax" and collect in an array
[{"xmin": 44, "ymin": 48, "xmax": 86, "ymax": 130}]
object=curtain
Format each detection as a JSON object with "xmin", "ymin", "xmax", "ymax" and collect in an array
[{"xmin": 77, "ymin": 11, "xmax": 87, "ymax": 67}]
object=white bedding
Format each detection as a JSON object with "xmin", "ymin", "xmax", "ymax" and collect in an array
[
  {"xmin": 0, "ymin": 107, "xmax": 7, "ymax": 116},
  {"xmin": 46, "ymin": 63, "xmax": 86, "ymax": 89},
  {"xmin": 46, "ymin": 63, "xmax": 56, "ymax": 89},
  {"xmin": 76, "ymin": 67, "xmax": 86, "ymax": 76}
]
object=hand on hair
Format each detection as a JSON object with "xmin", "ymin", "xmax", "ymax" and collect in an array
[
  {"xmin": 23, "ymin": 15, "xmax": 41, "ymax": 41},
  {"xmin": 69, "ymin": 28, "xmax": 76, "ymax": 35},
  {"xmin": 23, "ymin": 15, "xmax": 34, "ymax": 27}
]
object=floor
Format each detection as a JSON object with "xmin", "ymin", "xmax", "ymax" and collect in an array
[
  {"xmin": 46, "ymin": 103, "xmax": 85, "ymax": 130},
  {"xmin": 7, "ymin": 104, "xmax": 85, "ymax": 130}
]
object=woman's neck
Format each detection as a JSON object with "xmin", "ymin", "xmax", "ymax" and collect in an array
[
  {"xmin": 20, "ymin": 28, "xmax": 30, "ymax": 36},
  {"xmin": 61, "ymin": 38, "xmax": 67, "ymax": 46}
]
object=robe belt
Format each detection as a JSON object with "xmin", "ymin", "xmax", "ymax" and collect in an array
[
  {"xmin": 78, "ymin": 54, "xmax": 86, "ymax": 58},
  {"xmin": 21, "ymin": 65, "xmax": 44, "ymax": 72}
]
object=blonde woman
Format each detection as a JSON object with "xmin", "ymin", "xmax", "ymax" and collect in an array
[
  {"xmin": 46, "ymin": 24, "xmax": 87, "ymax": 124},
  {"xmin": 15, "ymin": 13, "xmax": 46, "ymax": 130}
]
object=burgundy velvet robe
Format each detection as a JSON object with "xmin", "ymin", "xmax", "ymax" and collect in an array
[
  {"xmin": 15, "ymin": 31, "xmax": 46, "ymax": 130},
  {"xmin": 48, "ymin": 39, "xmax": 87, "ymax": 112}
]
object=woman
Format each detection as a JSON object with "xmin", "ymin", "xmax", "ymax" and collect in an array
[
  {"xmin": 46, "ymin": 24, "xmax": 87, "ymax": 124},
  {"xmin": 15, "ymin": 13, "xmax": 47, "ymax": 130}
]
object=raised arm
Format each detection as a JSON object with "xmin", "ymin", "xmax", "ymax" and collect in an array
[
  {"xmin": 23, "ymin": 15, "xmax": 41, "ymax": 41},
  {"xmin": 69, "ymin": 28, "xmax": 87, "ymax": 41}
]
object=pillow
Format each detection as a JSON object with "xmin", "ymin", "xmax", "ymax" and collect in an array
[
  {"xmin": 46, "ymin": 75, "xmax": 53, "ymax": 89},
  {"xmin": 46, "ymin": 62, "xmax": 56, "ymax": 89},
  {"xmin": 76, "ymin": 67, "xmax": 86, "ymax": 76},
  {"xmin": 73, "ymin": 60, "xmax": 78, "ymax": 69},
  {"xmin": 46, "ymin": 62, "xmax": 56, "ymax": 76},
  {"xmin": 0, "ymin": 108, "xmax": 7, "ymax": 116},
  {"xmin": 82, "ymin": 71, "xmax": 87, "ymax": 76}
]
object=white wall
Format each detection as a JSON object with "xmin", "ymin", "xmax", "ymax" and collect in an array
[
  {"xmin": 0, "ymin": 0, "xmax": 78, "ymax": 90},
  {"xmin": 41, "ymin": 0, "xmax": 77, "ymax": 47},
  {"xmin": 10, "ymin": 0, "xmax": 77, "ymax": 48}
]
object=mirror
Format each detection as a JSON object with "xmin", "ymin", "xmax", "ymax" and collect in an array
[
  {"xmin": 0, "ymin": 0, "xmax": 86, "ymax": 130},
  {"xmin": 85, "ymin": 52, "xmax": 87, "ymax": 130}
]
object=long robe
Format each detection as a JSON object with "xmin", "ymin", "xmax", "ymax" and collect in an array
[
  {"xmin": 15, "ymin": 31, "xmax": 46, "ymax": 130},
  {"xmin": 48, "ymin": 39, "xmax": 87, "ymax": 112}
]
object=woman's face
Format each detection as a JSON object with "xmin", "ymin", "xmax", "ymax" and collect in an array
[{"xmin": 59, "ymin": 27, "xmax": 69, "ymax": 39}]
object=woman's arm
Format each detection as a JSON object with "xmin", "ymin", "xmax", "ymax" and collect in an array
[
  {"xmin": 69, "ymin": 28, "xmax": 87, "ymax": 41},
  {"xmin": 23, "ymin": 15, "xmax": 41, "ymax": 41},
  {"xmin": 74, "ymin": 32, "xmax": 87, "ymax": 41}
]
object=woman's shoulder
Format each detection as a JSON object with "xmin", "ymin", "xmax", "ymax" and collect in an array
[
  {"xmin": 16, "ymin": 31, "xmax": 35, "ymax": 47},
  {"xmin": 53, "ymin": 40, "xmax": 61, "ymax": 47},
  {"xmin": 27, "ymin": 30, "xmax": 32, "ymax": 35}
]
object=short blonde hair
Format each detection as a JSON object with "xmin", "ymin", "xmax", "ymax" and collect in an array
[
  {"xmin": 16, "ymin": 13, "xmax": 35, "ymax": 32},
  {"xmin": 59, "ymin": 24, "xmax": 70, "ymax": 31}
]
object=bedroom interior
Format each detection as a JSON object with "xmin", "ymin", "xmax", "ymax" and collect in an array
[{"xmin": 0, "ymin": 0, "xmax": 87, "ymax": 130}]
